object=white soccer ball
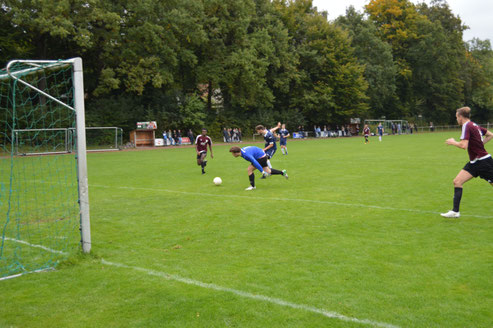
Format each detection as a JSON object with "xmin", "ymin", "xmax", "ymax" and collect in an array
[{"xmin": 213, "ymin": 177, "xmax": 222, "ymax": 185}]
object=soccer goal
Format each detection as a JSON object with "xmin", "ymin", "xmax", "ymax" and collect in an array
[{"xmin": 0, "ymin": 58, "xmax": 91, "ymax": 280}]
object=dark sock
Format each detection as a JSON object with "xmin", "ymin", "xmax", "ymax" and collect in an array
[
  {"xmin": 249, "ymin": 174, "xmax": 255, "ymax": 187},
  {"xmin": 270, "ymin": 169, "xmax": 283, "ymax": 175},
  {"xmin": 453, "ymin": 187, "xmax": 462, "ymax": 212}
]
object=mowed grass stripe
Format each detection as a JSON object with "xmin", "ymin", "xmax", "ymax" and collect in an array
[{"xmin": 90, "ymin": 184, "xmax": 493, "ymax": 219}]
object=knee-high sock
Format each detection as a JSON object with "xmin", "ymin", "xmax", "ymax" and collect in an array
[
  {"xmin": 453, "ymin": 187, "xmax": 463, "ymax": 212},
  {"xmin": 249, "ymin": 173, "xmax": 255, "ymax": 187},
  {"xmin": 270, "ymin": 168, "xmax": 283, "ymax": 175},
  {"xmin": 267, "ymin": 159, "xmax": 272, "ymax": 168}
]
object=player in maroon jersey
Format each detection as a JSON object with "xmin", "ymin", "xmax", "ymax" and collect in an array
[
  {"xmin": 195, "ymin": 128, "xmax": 213, "ymax": 174},
  {"xmin": 441, "ymin": 107, "xmax": 493, "ymax": 218},
  {"xmin": 363, "ymin": 124, "xmax": 370, "ymax": 144}
]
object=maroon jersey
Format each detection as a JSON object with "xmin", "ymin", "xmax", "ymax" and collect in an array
[
  {"xmin": 363, "ymin": 127, "xmax": 370, "ymax": 136},
  {"xmin": 195, "ymin": 135, "xmax": 212, "ymax": 153},
  {"xmin": 460, "ymin": 121, "xmax": 490, "ymax": 162}
]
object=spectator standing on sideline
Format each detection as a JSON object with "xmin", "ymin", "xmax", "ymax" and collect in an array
[
  {"xmin": 187, "ymin": 129, "xmax": 195, "ymax": 144},
  {"xmin": 223, "ymin": 128, "xmax": 230, "ymax": 143},
  {"xmin": 172, "ymin": 130, "xmax": 178, "ymax": 145},
  {"xmin": 177, "ymin": 129, "xmax": 182, "ymax": 145}
]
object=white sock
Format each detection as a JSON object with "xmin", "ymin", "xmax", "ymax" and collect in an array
[
  {"xmin": 285, "ymin": 147, "xmax": 288, "ymax": 154},
  {"xmin": 267, "ymin": 159, "xmax": 272, "ymax": 168},
  {"xmin": 379, "ymin": 136, "xmax": 382, "ymax": 142}
]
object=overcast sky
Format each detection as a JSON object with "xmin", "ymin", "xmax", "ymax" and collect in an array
[{"xmin": 312, "ymin": 0, "xmax": 493, "ymax": 42}]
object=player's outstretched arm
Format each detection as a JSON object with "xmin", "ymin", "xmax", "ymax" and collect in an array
[
  {"xmin": 245, "ymin": 155, "xmax": 264, "ymax": 172},
  {"xmin": 446, "ymin": 138, "xmax": 468, "ymax": 149},
  {"xmin": 270, "ymin": 122, "xmax": 281, "ymax": 133}
]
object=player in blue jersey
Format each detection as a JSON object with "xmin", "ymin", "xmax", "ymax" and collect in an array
[
  {"xmin": 229, "ymin": 146, "xmax": 288, "ymax": 190},
  {"xmin": 377, "ymin": 123, "xmax": 384, "ymax": 142},
  {"xmin": 256, "ymin": 123, "xmax": 281, "ymax": 168},
  {"xmin": 278, "ymin": 123, "xmax": 290, "ymax": 155}
]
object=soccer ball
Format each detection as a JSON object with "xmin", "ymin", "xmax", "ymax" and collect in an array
[{"xmin": 213, "ymin": 177, "xmax": 222, "ymax": 185}]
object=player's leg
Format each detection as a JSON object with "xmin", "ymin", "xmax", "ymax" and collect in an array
[
  {"xmin": 200, "ymin": 152, "xmax": 207, "ymax": 174},
  {"xmin": 196, "ymin": 154, "xmax": 201, "ymax": 166},
  {"xmin": 441, "ymin": 169, "xmax": 474, "ymax": 217},
  {"xmin": 263, "ymin": 166, "xmax": 288, "ymax": 179},
  {"xmin": 246, "ymin": 164, "xmax": 256, "ymax": 190}
]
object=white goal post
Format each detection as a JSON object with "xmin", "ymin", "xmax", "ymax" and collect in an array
[{"xmin": 5, "ymin": 58, "xmax": 91, "ymax": 253}]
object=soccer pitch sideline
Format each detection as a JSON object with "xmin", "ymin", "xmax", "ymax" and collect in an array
[{"xmin": 1, "ymin": 132, "xmax": 492, "ymax": 328}]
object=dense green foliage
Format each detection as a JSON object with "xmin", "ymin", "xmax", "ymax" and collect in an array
[
  {"xmin": 1, "ymin": 133, "xmax": 492, "ymax": 327},
  {"xmin": 1, "ymin": 0, "xmax": 492, "ymax": 137}
]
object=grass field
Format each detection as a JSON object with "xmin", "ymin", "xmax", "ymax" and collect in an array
[{"xmin": 1, "ymin": 132, "xmax": 492, "ymax": 327}]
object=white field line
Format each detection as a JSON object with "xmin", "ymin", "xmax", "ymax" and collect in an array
[
  {"xmin": 91, "ymin": 184, "xmax": 493, "ymax": 219},
  {"xmin": 4, "ymin": 237, "xmax": 68, "ymax": 255},
  {"xmin": 2, "ymin": 237, "xmax": 400, "ymax": 327},
  {"xmin": 0, "ymin": 268, "xmax": 54, "ymax": 281},
  {"xmin": 101, "ymin": 259, "xmax": 400, "ymax": 328},
  {"xmin": 0, "ymin": 238, "xmax": 64, "ymax": 281}
]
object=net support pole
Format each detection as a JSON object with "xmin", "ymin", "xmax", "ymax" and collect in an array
[{"xmin": 73, "ymin": 57, "xmax": 91, "ymax": 253}]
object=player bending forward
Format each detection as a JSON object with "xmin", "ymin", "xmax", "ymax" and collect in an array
[
  {"xmin": 441, "ymin": 106, "xmax": 493, "ymax": 218},
  {"xmin": 195, "ymin": 128, "xmax": 213, "ymax": 174},
  {"xmin": 229, "ymin": 146, "xmax": 288, "ymax": 190}
]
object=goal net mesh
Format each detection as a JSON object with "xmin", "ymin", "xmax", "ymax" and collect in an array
[{"xmin": 0, "ymin": 61, "xmax": 80, "ymax": 278}]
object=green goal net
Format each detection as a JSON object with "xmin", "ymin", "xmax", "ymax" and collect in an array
[{"xmin": 0, "ymin": 59, "xmax": 90, "ymax": 279}]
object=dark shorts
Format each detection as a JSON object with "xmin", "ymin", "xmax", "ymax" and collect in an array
[
  {"xmin": 463, "ymin": 156, "xmax": 493, "ymax": 183},
  {"xmin": 257, "ymin": 156, "xmax": 268, "ymax": 168},
  {"xmin": 280, "ymin": 139, "xmax": 287, "ymax": 146},
  {"xmin": 265, "ymin": 148, "xmax": 276, "ymax": 159},
  {"xmin": 197, "ymin": 151, "xmax": 206, "ymax": 160}
]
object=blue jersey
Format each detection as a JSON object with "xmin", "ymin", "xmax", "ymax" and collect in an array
[
  {"xmin": 264, "ymin": 131, "xmax": 277, "ymax": 150},
  {"xmin": 279, "ymin": 129, "xmax": 289, "ymax": 140},
  {"xmin": 377, "ymin": 125, "xmax": 383, "ymax": 135},
  {"xmin": 241, "ymin": 146, "xmax": 266, "ymax": 172}
]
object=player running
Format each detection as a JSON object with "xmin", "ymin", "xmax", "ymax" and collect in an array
[
  {"xmin": 256, "ymin": 123, "xmax": 280, "ymax": 168},
  {"xmin": 278, "ymin": 123, "xmax": 290, "ymax": 155},
  {"xmin": 229, "ymin": 146, "xmax": 288, "ymax": 190},
  {"xmin": 195, "ymin": 128, "xmax": 213, "ymax": 174},
  {"xmin": 377, "ymin": 123, "xmax": 384, "ymax": 142},
  {"xmin": 363, "ymin": 124, "xmax": 370, "ymax": 144},
  {"xmin": 441, "ymin": 107, "xmax": 493, "ymax": 218}
]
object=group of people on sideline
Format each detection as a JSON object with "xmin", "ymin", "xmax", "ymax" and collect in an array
[
  {"xmin": 223, "ymin": 128, "xmax": 243, "ymax": 143},
  {"xmin": 162, "ymin": 129, "xmax": 195, "ymax": 146}
]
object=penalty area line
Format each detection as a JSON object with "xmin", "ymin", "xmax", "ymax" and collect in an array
[
  {"xmin": 91, "ymin": 184, "xmax": 493, "ymax": 219},
  {"xmin": 101, "ymin": 259, "xmax": 400, "ymax": 328}
]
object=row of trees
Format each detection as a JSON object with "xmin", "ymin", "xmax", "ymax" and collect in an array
[{"xmin": 1, "ymin": 0, "xmax": 492, "ymax": 138}]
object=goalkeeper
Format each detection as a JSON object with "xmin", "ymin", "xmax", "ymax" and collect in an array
[{"xmin": 229, "ymin": 146, "xmax": 288, "ymax": 191}]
